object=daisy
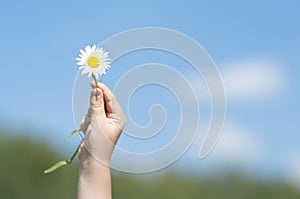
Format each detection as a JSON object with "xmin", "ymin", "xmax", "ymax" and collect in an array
[{"xmin": 76, "ymin": 45, "xmax": 111, "ymax": 79}]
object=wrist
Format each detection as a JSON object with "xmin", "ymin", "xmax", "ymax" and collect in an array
[
  {"xmin": 78, "ymin": 145, "xmax": 111, "ymax": 170},
  {"xmin": 80, "ymin": 155, "xmax": 110, "ymax": 169}
]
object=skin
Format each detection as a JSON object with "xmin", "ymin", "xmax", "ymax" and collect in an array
[{"xmin": 77, "ymin": 82, "xmax": 126, "ymax": 199}]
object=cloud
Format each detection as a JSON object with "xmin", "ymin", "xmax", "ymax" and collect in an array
[
  {"xmin": 179, "ymin": 58, "xmax": 287, "ymax": 105},
  {"xmin": 221, "ymin": 59, "xmax": 286, "ymax": 102},
  {"xmin": 180, "ymin": 120, "xmax": 263, "ymax": 164},
  {"xmin": 210, "ymin": 121, "xmax": 262, "ymax": 165}
]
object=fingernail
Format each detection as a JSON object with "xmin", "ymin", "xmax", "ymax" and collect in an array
[{"xmin": 94, "ymin": 88, "xmax": 102, "ymax": 100}]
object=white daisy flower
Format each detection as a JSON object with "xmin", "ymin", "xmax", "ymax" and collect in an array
[{"xmin": 76, "ymin": 45, "xmax": 111, "ymax": 78}]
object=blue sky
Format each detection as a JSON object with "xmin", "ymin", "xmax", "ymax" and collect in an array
[{"xmin": 0, "ymin": 0, "xmax": 300, "ymax": 184}]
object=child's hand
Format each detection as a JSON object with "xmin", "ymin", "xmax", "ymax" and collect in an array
[{"xmin": 78, "ymin": 81, "xmax": 126, "ymax": 166}]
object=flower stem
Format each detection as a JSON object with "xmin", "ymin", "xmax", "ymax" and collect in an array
[
  {"xmin": 68, "ymin": 141, "xmax": 82, "ymax": 163},
  {"xmin": 92, "ymin": 74, "xmax": 100, "ymax": 88},
  {"xmin": 44, "ymin": 74, "xmax": 102, "ymax": 175},
  {"xmin": 43, "ymin": 140, "xmax": 83, "ymax": 174}
]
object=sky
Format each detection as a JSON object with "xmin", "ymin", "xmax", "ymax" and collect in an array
[{"xmin": 0, "ymin": 0, "xmax": 300, "ymax": 186}]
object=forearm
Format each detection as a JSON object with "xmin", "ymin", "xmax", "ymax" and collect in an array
[{"xmin": 77, "ymin": 157, "xmax": 112, "ymax": 199}]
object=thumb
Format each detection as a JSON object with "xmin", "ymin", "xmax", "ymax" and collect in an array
[{"xmin": 90, "ymin": 88, "xmax": 106, "ymax": 117}]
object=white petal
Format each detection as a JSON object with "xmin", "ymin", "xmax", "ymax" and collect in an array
[
  {"xmin": 76, "ymin": 58, "xmax": 82, "ymax": 61},
  {"xmin": 77, "ymin": 62, "xmax": 84, "ymax": 65},
  {"xmin": 89, "ymin": 52, "xmax": 95, "ymax": 57},
  {"xmin": 85, "ymin": 45, "xmax": 92, "ymax": 54},
  {"xmin": 95, "ymin": 49, "xmax": 102, "ymax": 53},
  {"xmin": 80, "ymin": 49, "xmax": 86, "ymax": 56},
  {"xmin": 92, "ymin": 45, "xmax": 96, "ymax": 51}
]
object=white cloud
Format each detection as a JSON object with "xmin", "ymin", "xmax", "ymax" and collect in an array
[
  {"xmin": 210, "ymin": 122, "xmax": 262, "ymax": 165},
  {"xmin": 221, "ymin": 59, "xmax": 286, "ymax": 102},
  {"xmin": 180, "ymin": 58, "xmax": 287, "ymax": 105}
]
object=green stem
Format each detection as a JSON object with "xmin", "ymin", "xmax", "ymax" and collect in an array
[
  {"xmin": 67, "ymin": 141, "xmax": 82, "ymax": 164},
  {"xmin": 44, "ymin": 128, "xmax": 82, "ymax": 174},
  {"xmin": 43, "ymin": 140, "xmax": 83, "ymax": 174},
  {"xmin": 44, "ymin": 75, "xmax": 102, "ymax": 175},
  {"xmin": 92, "ymin": 74, "xmax": 100, "ymax": 88}
]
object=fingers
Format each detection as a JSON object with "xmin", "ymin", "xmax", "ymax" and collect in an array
[
  {"xmin": 90, "ymin": 81, "xmax": 116, "ymax": 114},
  {"xmin": 80, "ymin": 113, "xmax": 90, "ymax": 134},
  {"xmin": 90, "ymin": 81, "xmax": 126, "ymax": 129},
  {"xmin": 89, "ymin": 87, "xmax": 106, "ymax": 118}
]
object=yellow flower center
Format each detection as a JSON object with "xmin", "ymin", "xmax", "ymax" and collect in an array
[{"xmin": 87, "ymin": 56, "xmax": 100, "ymax": 68}]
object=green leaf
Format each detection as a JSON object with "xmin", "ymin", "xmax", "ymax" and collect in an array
[
  {"xmin": 43, "ymin": 160, "xmax": 69, "ymax": 174},
  {"xmin": 43, "ymin": 141, "xmax": 83, "ymax": 175},
  {"xmin": 67, "ymin": 129, "xmax": 81, "ymax": 139}
]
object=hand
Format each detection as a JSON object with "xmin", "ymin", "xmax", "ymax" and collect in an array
[
  {"xmin": 78, "ymin": 81, "xmax": 126, "ymax": 166},
  {"xmin": 77, "ymin": 82, "xmax": 125, "ymax": 199}
]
